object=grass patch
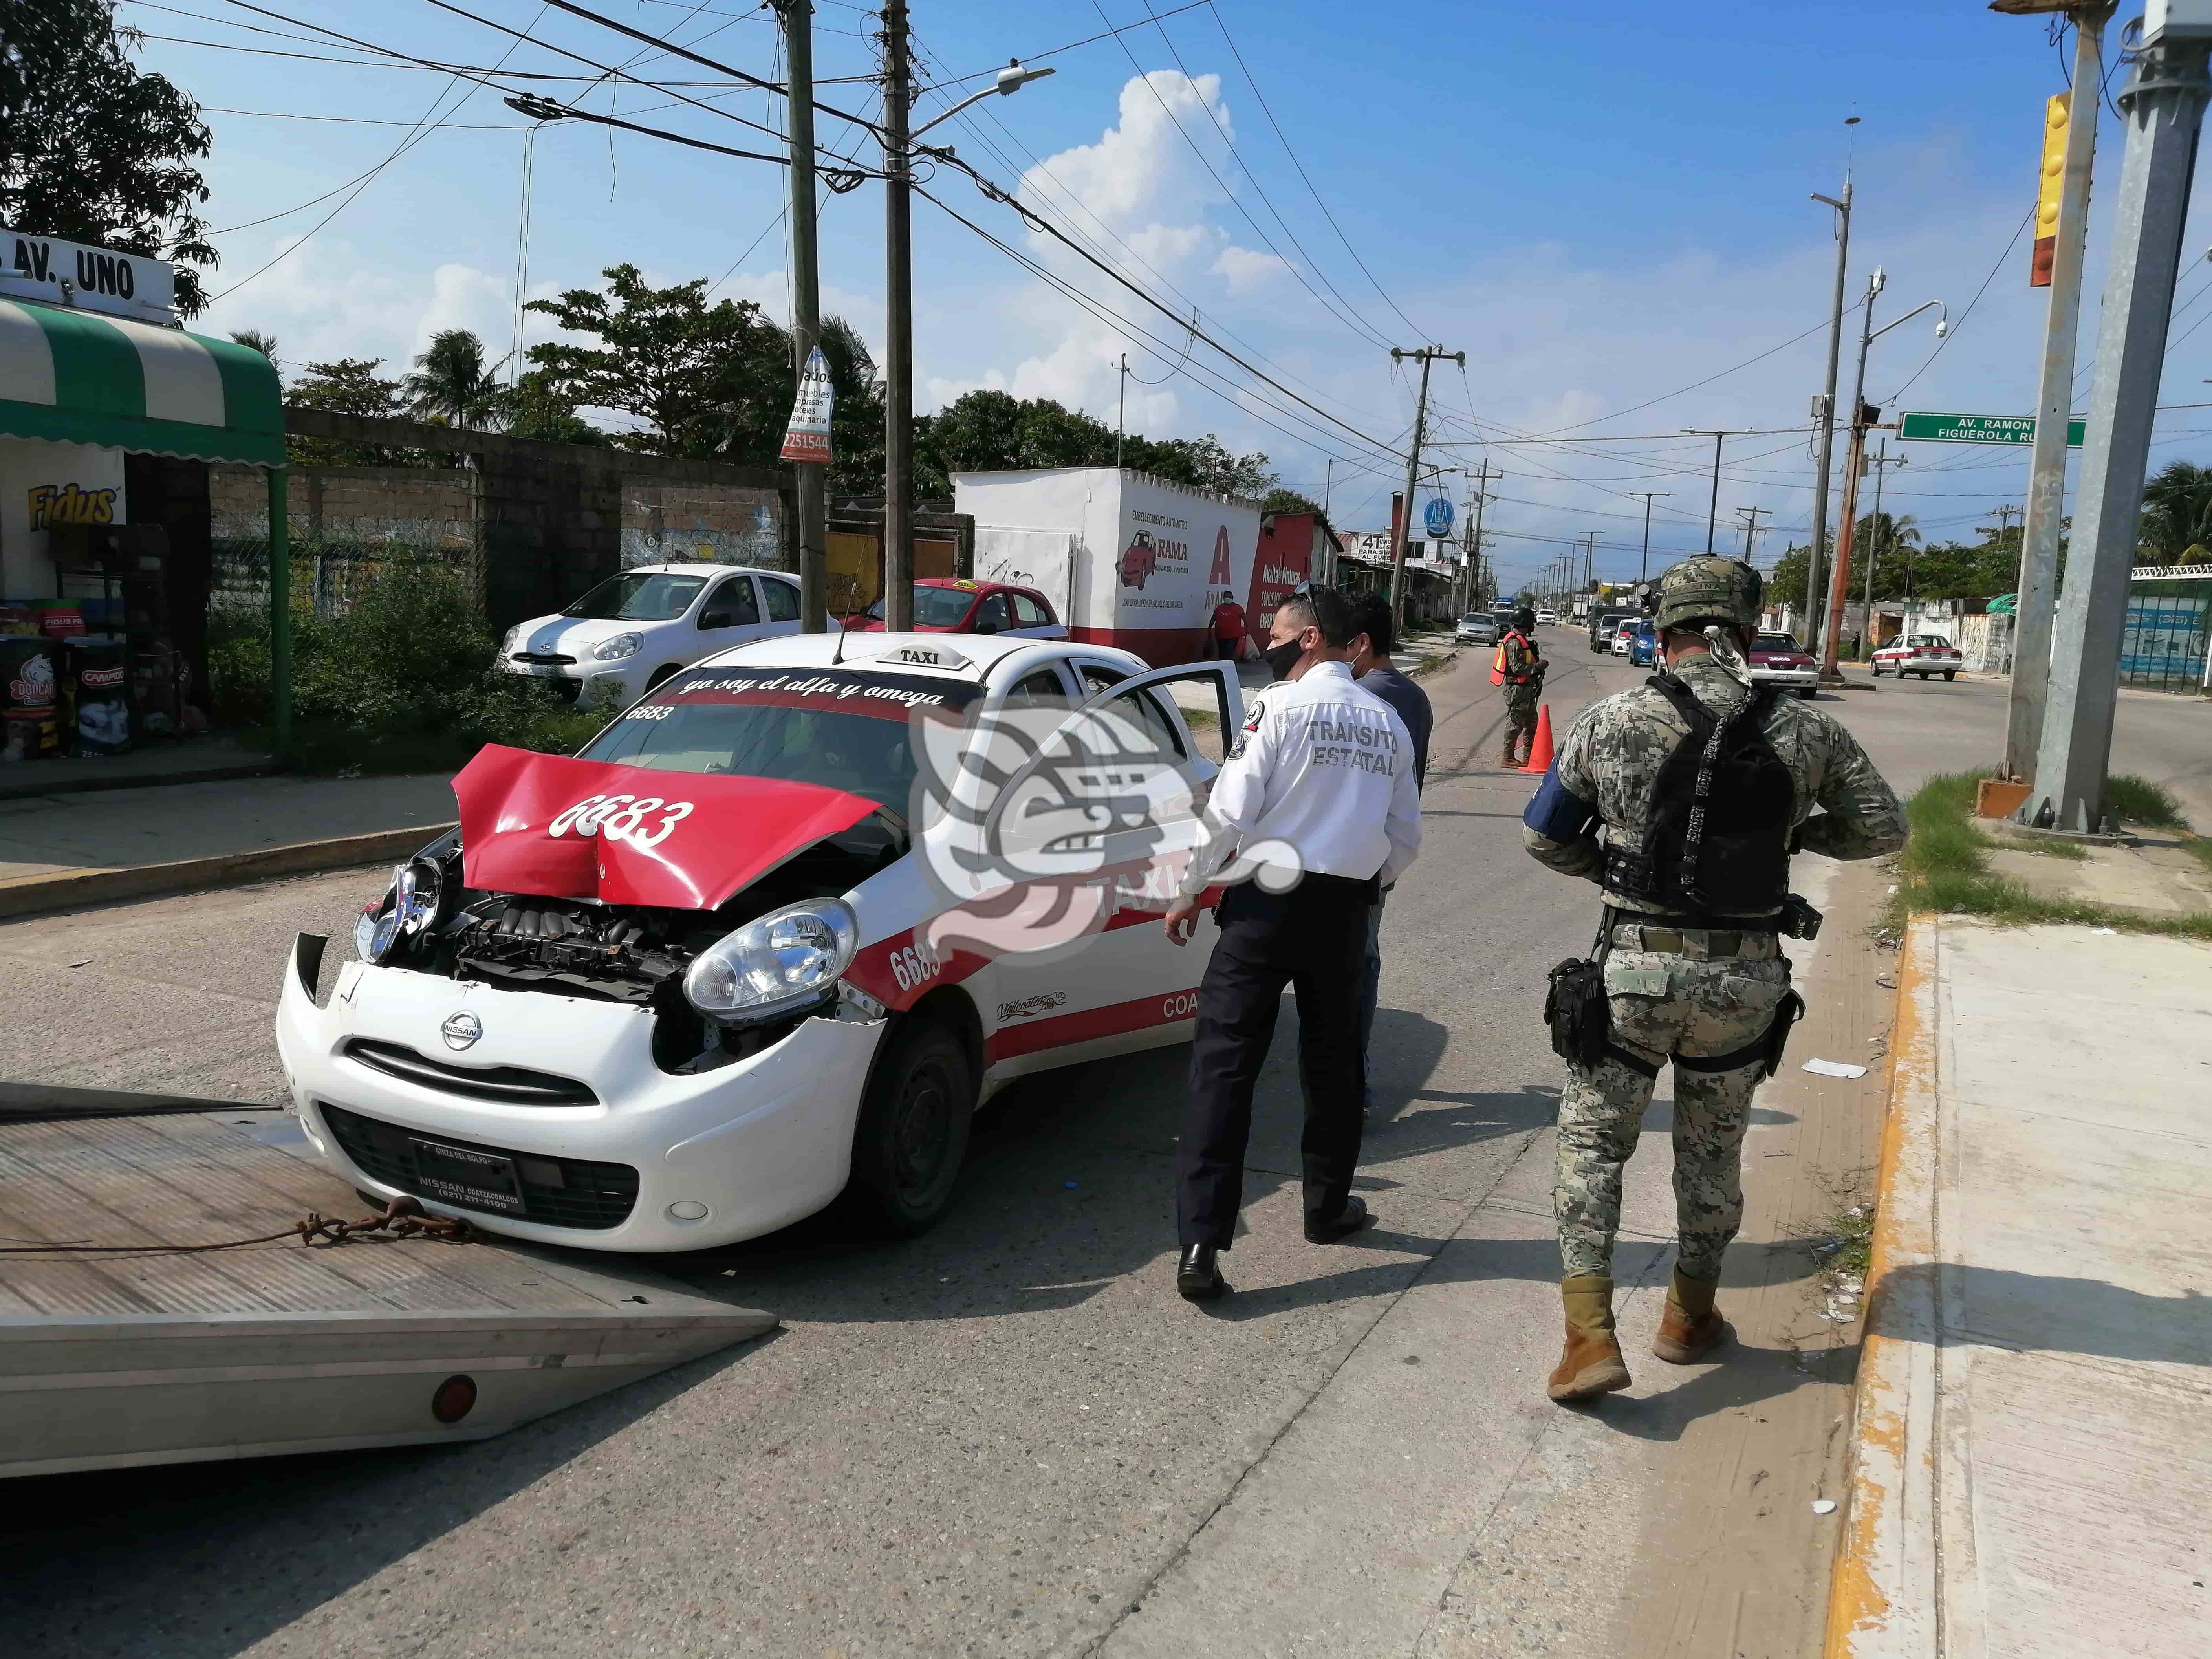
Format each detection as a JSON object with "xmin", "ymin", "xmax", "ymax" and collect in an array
[
  {"xmin": 1890, "ymin": 770, "xmax": 2212, "ymax": 939},
  {"xmin": 2188, "ymin": 837, "xmax": 2212, "ymax": 878},
  {"xmin": 1816, "ymin": 1200, "xmax": 1875, "ymax": 1282},
  {"xmin": 1180, "ymin": 708, "xmax": 1218, "ymax": 731},
  {"xmin": 2108, "ymin": 774, "xmax": 2190, "ymax": 830},
  {"xmin": 1413, "ymin": 651, "xmax": 1452, "ymax": 677}
]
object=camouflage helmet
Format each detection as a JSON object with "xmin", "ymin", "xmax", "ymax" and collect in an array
[{"xmin": 1653, "ymin": 555, "xmax": 1763, "ymax": 634}]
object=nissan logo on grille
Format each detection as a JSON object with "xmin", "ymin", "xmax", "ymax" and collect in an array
[{"xmin": 441, "ymin": 1011, "xmax": 483, "ymax": 1051}]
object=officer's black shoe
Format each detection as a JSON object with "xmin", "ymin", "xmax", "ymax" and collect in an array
[
  {"xmin": 1176, "ymin": 1242, "xmax": 1228, "ymax": 1301},
  {"xmin": 1304, "ymin": 1194, "xmax": 1375, "ymax": 1245}
]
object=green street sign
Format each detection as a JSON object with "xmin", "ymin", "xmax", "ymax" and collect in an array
[{"xmin": 1898, "ymin": 411, "xmax": 2085, "ymax": 447}]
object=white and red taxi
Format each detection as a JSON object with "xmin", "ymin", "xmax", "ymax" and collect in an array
[
  {"xmin": 1871, "ymin": 634, "xmax": 1962, "ymax": 681},
  {"xmin": 276, "ymin": 633, "xmax": 1240, "ymax": 1251},
  {"xmin": 1749, "ymin": 631, "xmax": 1820, "ymax": 698}
]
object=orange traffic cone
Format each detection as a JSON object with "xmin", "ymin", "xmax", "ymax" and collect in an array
[{"xmin": 1520, "ymin": 704, "xmax": 1555, "ymax": 774}]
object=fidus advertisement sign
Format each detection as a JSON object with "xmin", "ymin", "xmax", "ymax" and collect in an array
[{"xmin": 0, "ymin": 227, "xmax": 177, "ymax": 323}]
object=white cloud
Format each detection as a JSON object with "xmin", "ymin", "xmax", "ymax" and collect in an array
[{"xmin": 1212, "ymin": 245, "xmax": 1289, "ymax": 296}]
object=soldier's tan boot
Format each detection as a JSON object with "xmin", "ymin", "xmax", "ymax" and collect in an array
[
  {"xmin": 1500, "ymin": 742, "xmax": 1522, "ymax": 769},
  {"xmin": 1547, "ymin": 1275, "xmax": 1632, "ymax": 1403},
  {"xmin": 1651, "ymin": 1269, "xmax": 1732, "ymax": 1364}
]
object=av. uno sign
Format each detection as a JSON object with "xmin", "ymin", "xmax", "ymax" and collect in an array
[{"xmin": 0, "ymin": 226, "xmax": 177, "ymax": 323}]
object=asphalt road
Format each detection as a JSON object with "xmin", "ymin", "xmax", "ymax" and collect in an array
[{"xmin": 0, "ymin": 640, "xmax": 2201, "ymax": 1657}]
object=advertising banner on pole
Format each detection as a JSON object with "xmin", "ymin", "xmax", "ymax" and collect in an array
[{"xmin": 779, "ymin": 347, "xmax": 834, "ymax": 464}]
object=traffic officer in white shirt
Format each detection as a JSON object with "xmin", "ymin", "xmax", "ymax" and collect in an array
[{"xmin": 1163, "ymin": 584, "xmax": 1423, "ymax": 1301}]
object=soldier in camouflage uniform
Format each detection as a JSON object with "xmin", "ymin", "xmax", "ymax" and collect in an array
[
  {"xmin": 1498, "ymin": 606, "xmax": 1546, "ymax": 767},
  {"xmin": 1521, "ymin": 556, "xmax": 1905, "ymax": 1403}
]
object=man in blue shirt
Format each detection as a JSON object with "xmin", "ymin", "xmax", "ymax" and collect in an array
[{"xmin": 1346, "ymin": 594, "xmax": 1432, "ymax": 1115}]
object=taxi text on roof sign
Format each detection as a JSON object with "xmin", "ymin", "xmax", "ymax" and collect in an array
[{"xmin": 1899, "ymin": 411, "xmax": 2085, "ymax": 447}]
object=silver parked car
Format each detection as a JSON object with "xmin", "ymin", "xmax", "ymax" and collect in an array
[{"xmin": 1456, "ymin": 612, "xmax": 1500, "ymax": 646}]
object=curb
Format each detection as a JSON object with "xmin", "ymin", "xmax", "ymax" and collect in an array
[
  {"xmin": 1822, "ymin": 915, "xmax": 1943, "ymax": 1658},
  {"xmin": 0, "ymin": 822, "xmax": 456, "ymax": 922}
]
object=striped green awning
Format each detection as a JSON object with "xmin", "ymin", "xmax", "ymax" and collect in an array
[{"xmin": 0, "ymin": 297, "xmax": 284, "ymax": 468}]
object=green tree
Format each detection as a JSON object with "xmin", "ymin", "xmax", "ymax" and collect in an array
[
  {"xmin": 2139, "ymin": 459, "xmax": 2212, "ymax": 563},
  {"xmin": 403, "ymin": 328, "xmax": 511, "ymax": 429},
  {"xmin": 911, "ymin": 390, "xmax": 1275, "ymax": 500},
  {"xmin": 506, "ymin": 368, "xmax": 608, "ymax": 447},
  {"xmin": 1, "ymin": 0, "xmax": 217, "ymax": 313},
  {"xmin": 815, "ymin": 314, "xmax": 886, "ymax": 498},
  {"xmin": 524, "ymin": 264, "xmax": 788, "ymax": 458},
  {"xmin": 283, "ymin": 357, "xmax": 412, "ymax": 465},
  {"xmin": 1260, "ymin": 487, "xmax": 1324, "ymax": 516}
]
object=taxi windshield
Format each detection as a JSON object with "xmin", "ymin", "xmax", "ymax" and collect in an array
[
  {"xmin": 1755, "ymin": 633, "xmax": 1800, "ymax": 652},
  {"xmin": 580, "ymin": 666, "xmax": 984, "ymax": 813},
  {"xmin": 563, "ymin": 572, "xmax": 707, "ymax": 621},
  {"xmin": 864, "ymin": 584, "xmax": 977, "ymax": 627}
]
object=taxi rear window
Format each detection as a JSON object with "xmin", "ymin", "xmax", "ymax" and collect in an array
[{"xmin": 581, "ymin": 668, "xmax": 983, "ymax": 811}]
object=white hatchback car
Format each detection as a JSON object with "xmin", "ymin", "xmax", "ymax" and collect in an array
[
  {"xmin": 500, "ymin": 563, "xmax": 804, "ymax": 707},
  {"xmin": 278, "ymin": 633, "xmax": 1241, "ymax": 1251}
]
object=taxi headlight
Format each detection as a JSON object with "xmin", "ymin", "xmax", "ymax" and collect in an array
[
  {"xmin": 683, "ymin": 900, "xmax": 859, "ymax": 1025},
  {"xmin": 498, "ymin": 625, "xmax": 519, "ymax": 659},
  {"xmin": 593, "ymin": 631, "xmax": 643, "ymax": 661},
  {"xmin": 352, "ymin": 857, "xmax": 444, "ymax": 964}
]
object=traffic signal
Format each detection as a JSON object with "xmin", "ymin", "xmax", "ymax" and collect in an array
[{"xmin": 2031, "ymin": 93, "xmax": 2069, "ymax": 287}]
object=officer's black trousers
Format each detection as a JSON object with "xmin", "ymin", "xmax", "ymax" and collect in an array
[{"xmin": 1175, "ymin": 874, "xmax": 1375, "ymax": 1251}]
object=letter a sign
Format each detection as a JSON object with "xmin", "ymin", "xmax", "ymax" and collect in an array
[{"xmin": 780, "ymin": 346, "xmax": 834, "ymax": 464}]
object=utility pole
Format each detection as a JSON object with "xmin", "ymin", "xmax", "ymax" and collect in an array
[
  {"xmin": 1736, "ymin": 504, "xmax": 1771, "ymax": 562},
  {"xmin": 1389, "ymin": 344, "xmax": 1464, "ymax": 624},
  {"xmin": 1808, "ymin": 177, "xmax": 1853, "ymax": 650},
  {"xmin": 2031, "ymin": 22, "xmax": 2211, "ymax": 830},
  {"xmin": 1860, "ymin": 442, "xmax": 1906, "ymax": 655},
  {"xmin": 778, "ymin": 0, "xmax": 828, "ymax": 632},
  {"xmin": 1685, "ymin": 429, "xmax": 1745, "ymax": 553},
  {"xmin": 880, "ymin": 0, "xmax": 914, "ymax": 631},
  {"xmin": 1582, "ymin": 531, "xmax": 1597, "ymax": 597},
  {"xmin": 1628, "ymin": 491, "xmax": 1670, "ymax": 581},
  {"xmin": 1116, "ymin": 353, "xmax": 1126, "ymax": 469},
  {"xmin": 1464, "ymin": 458, "xmax": 1498, "ymax": 615},
  {"xmin": 2002, "ymin": 2, "xmax": 2115, "ymax": 776}
]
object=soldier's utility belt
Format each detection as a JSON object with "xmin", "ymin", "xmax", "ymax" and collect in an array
[
  {"xmin": 1544, "ymin": 908, "xmax": 1806, "ymax": 1080},
  {"xmin": 1607, "ymin": 922, "xmax": 1780, "ymax": 960}
]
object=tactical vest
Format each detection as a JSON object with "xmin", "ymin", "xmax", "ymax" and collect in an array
[{"xmin": 1604, "ymin": 674, "xmax": 1793, "ymax": 921}]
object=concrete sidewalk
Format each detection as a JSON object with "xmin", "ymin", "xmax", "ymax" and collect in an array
[
  {"xmin": 1829, "ymin": 917, "xmax": 2212, "ymax": 1657},
  {"xmin": 0, "ymin": 772, "xmax": 456, "ymax": 918}
]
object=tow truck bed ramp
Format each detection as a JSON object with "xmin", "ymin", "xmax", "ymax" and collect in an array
[{"xmin": 0, "ymin": 1105, "xmax": 774, "ymax": 1480}]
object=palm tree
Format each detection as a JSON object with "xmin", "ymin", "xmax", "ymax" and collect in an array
[
  {"xmin": 228, "ymin": 328, "xmax": 279, "ymax": 379},
  {"xmin": 403, "ymin": 329, "xmax": 512, "ymax": 428},
  {"xmin": 2140, "ymin": 460, "xmax": 2212, "ymax": 563}
]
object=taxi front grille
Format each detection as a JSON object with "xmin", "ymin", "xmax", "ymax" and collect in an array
[
  {"xmin": 341, "ymin": 1038, "xmax": 598, "ymax": 1106},
  {"xmin": 320, "ymin": 1103, "xmax": 639, "ymax": 1230}
]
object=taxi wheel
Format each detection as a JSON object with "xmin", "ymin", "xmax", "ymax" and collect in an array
[
  {"xmin": 846, "ymin": 1019, "xmax": 975, "ymax": 1236},
  {"xmin": 1943, "ymin": 671, "xmax": 1957, "ymax": 681}
]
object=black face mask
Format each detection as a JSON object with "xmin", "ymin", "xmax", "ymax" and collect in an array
[{"xmin": 1262, "ymin": 637, "xmax": 1306, "ymax": 680}]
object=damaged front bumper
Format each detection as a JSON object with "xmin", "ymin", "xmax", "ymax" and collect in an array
[{"xmin": 275, "ymin": 934, "xmax": 886, "ymax": 1252}]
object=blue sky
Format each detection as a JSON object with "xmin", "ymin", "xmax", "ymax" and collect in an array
[{"xmin": 127, "ymin": 0, "xmax": 2212, "ymax": 589}]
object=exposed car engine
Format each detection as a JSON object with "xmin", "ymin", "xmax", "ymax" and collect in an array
[{"xmin": 358, "ymin": 815, "xmax": 906, "ymax": 1071}]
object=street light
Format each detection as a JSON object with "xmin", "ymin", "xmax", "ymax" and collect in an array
[
  {"xmin": 1818, "ymin": 273, "xmax": 1946, "ymax": 676},
  {"xmin": 882, "ymin": 48, "xmax": 1055, "ymax": 628},
  {"xmin": 908, "ymin": 60, "xmax": 1056, "ymax": 141}
]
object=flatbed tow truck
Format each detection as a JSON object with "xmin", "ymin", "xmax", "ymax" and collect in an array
[{"xmin": 0, "ymin": 1080, "xmax": 773, "ymax": 1480}]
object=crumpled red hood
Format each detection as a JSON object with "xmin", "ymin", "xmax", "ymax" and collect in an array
[{"xmin": 453, "ymin": 745, "xmax": 880, "ymax": 912}]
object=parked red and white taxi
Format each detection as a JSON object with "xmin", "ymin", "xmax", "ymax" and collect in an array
[
  {"xmin": 1871, "ymin": 634, "xmax": 1962, "ymax": 681},
  {"xmin": 276, "ymin": 633, "xmax": 1237, "ymax": 1251},
  {"xmin": 1749, "ymin": 631, "xmax": 1820, "ymax": 698}
]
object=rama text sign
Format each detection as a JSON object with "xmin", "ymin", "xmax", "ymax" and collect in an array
[
  {"xmin": 1899, "ymin": 411, "xmax": 2085, "ymax": 447},
  {"xmin": 0, "ymin": 227, "xmax": 176, "ymax": 323}
]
